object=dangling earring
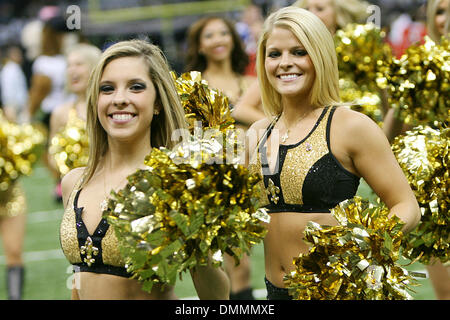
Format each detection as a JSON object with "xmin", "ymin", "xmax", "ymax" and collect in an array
[{"xmin": 154, "ymin": 109, "xmax": 160, "ymax": 115}]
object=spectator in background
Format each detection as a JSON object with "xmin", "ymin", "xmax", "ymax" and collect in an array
[
  {"xmin": 185, "ymin": 16, "xmax": 258, "ymax": 300},
  {"xmin": 26, "ymin": 15, "xmax": 71, "ymax": 125},
  {"xmin": 48, "ymin": 43, "xmax": 102, "ymax": 202},
  {"xmin": 1, "ymin": 45, "xmax": 28, "ymax": 123},
  {"xmin": 387, "ymin": 4, "xmax": 427, "ymax": 58},
  {"xmin": 232, "ymin": 0, "xmax": 372, "ymax": 129},
  {"xmin": 427, "ymin": 0, "xmax": 450, "ymax": 42},
  {"xmin": 236, "ymin": 4, "xmax": 265, "ymax": 76},
  {"xmin": 293, "ymin": 0, "xmax": 370, "ymax": 35},
  {"xmin": 0, "ymin": 45, "xmax": 28, "ymax": 300},
  {"xmin": 25, "ymin": 15, "xmax": 74, "ymax": 201}
]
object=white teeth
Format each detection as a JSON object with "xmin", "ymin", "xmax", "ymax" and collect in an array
[
  {"xmin": 279, "ymin": 74, "xmax": 300, "ymax": 80},
  {"xmin": 112, "ymin": 113, "xmax": 133, "ymax": 121}
]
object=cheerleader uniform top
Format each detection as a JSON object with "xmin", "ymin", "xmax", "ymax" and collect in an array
[
  {"xmin": 59, "ymin": 176, "xmax": 131, "ymax": 277},
  {"xmin": 249, "ymin": 106, "xmax": 360, "ymax": 213}
]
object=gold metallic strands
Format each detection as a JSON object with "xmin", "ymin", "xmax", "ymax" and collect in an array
[
  {"xmin": 103, "ymin": 141, "xmax": 268, "ymax": 292},
  {"xmin": 102, "ymin": 72, "xmax": 268, "ymax": 292},
  {"xmin": 0, "ymin": 182, "xmax": 26, "ymax": 218},
  {"xmin": 172, "ymin": 71, "xmax": 235, "ymax": 133},
  {"xmin": 48, "ymin": 110, "xmax": 89, "ymax": 176},
  {"xmin": 392, "ymin": 126, "xmax": 449, "ymax": 264},
  {"xmin": 339, "ymin": 78, "xmax": 383, "ymax": 126},
  {"xmin": 284, "ymin": 196, "xmax": 424, "ymax": 300},
  {"xmin": 0, "ymin": 110, "xmax": 46, "ymax": 200},
  {"xmin": 335, "ymin": 23, "xmax": 392, "ymax": 94},
  {"xmin": 377, "ymin": 36, "xmax": 450, "ymax": 125}
]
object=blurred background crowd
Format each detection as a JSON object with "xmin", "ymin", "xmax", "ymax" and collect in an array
[{"xmin": 0, "ymin": 0, "xmax": 430, "ymax": 85}]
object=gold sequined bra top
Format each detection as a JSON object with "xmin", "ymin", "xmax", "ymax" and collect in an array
[
  {"xmin": 249, "ymin": 106, "xmax": 360, "ymax": 213},
  {"xmin": 59, "ymin": 177, "xmax": 130, "ymax": 277}
]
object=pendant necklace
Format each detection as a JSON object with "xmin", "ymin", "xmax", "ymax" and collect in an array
[{"xmin": 281, "ymin": 109, "xmax": 312, "ymax": 143}]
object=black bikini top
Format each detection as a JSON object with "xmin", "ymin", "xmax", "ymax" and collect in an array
[
  {"xmin": 249, "ymin": 106, "xmax": 360, "ymax": 213},
  {"xmin": 59, "ymin": 177, "xmax": 131, "ymax": 277}
]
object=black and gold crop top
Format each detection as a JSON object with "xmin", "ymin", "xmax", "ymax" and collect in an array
[
  {"xmin": 59, "ymin": 177, "xmax": 131, "ymax": 277},
  {"xmin": 249, "ymin": 106, "xmax": 360, "ymax": 213}
]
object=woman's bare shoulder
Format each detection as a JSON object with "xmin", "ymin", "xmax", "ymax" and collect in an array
[
  {"xmin": 61, "ymin": 167, "xmax": 86, "ymax": 206},
  {"xmin": 332, "ymin": 105, "xmax": 382, "ymax": 134}
]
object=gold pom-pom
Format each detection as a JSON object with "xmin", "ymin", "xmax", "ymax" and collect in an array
[
  {"xmin": 172, "ymin": 71, "xmax": 235, "ymax": 133},
  {"xmin": 0, "ymin": 182, "xmax": 26, "ymax": 218},
  {"xmin": 377, "ymin": 36, "xmax": 450, "ymax": 125},
  {"xmin": 102, "ymin": 72, "xmax": 268, "ymax": 292},
  {"xmin": 284, "ymin": 197, "xmax": 423, "ymax": 300},
  {"xmin": 0, "ymin": 110, "xmax": 46, "ymax": 201},
  {"xmin": 103, "ymin": 140, "xmax": 268, "ymax": 292},
  {"xmin": 392, "ymin": 126, "xmax": 449, "ymax": 263},
  {"xmin": 48, "ymin": 112, "xmax": 89, "ymax": 177},
  {"xmin": 339, "ymin": 78, "xmax": 383, "ymax": 125},
  {"xmin": 335, "ymin": 23, "xmax": 393, "ymax": 93}
]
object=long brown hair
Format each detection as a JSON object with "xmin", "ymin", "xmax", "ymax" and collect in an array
[{"xmin": 185, "ymin": 16, "xmax": 249, "ymax": 74}]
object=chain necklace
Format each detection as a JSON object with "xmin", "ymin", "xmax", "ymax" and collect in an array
[{"xmin": 280, "ymin": 109, "xmax": 312, "ymax": 143}]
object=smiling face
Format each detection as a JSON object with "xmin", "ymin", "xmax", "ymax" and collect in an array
[
  {"xmin": 199, "ymin": 18, "xmax": 234, "ymax": 63},
  {"xmin": 97, "ymin": 56, "xmax": 157, "ymax": 144},
  {"xmin": 264, "ymin": 27, "xmax": 316, "ymax": 101},
  {"xmin": 435, "ymin": 0, "xmax": 449, "ymax": 36}
]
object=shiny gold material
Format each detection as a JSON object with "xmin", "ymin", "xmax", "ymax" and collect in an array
[
  {"xmin": 80, "ymin": 236, "xmax": 99, "ymax": 267},
  {"xmin": 60, "ymin": 178, "xmax": 84, "ymax": 264},
  {"xmin": 265, "ymin": 178, "xmax": 280, "ymax": 204},
  {"xmin": 172, "ymin": 71, "xmax": 235, "ymax": 133},
  {"xmin": 0, "ymin": 182, "xmax": 26, "ymax": 218},
  {"xmin": 249, "ymin": 154, "xmax": 269, "ymax": 207},
  {"xmin": 376, "ymin": 36, "xmax": 450, "ymax": 125},
  {"xmin": 0, "ymin": 110, "xmax": 46, "ymax": 198},
  {"xmin": 102, "ymin": 72, "xmax": 268, "ymax": 292},
  {"xmin": 101, "ymin": 226, "xmax": 126, "ymax": 267},
  {"xmin": 60, "ymin": 177, "xmax": 126, "ymax": 267},
  {"xmin": 284, "ymin": 197, "xmax": 424, "ymax": 300},
  {"xmin": 335, "ymin": 23, "xmax": 391, "ymax": 124},
  {"xmin": 392, "ymin": 125, "xmax": 449, "ymax": 264},
  {"xmin": 49, "ymin": 108, "xmax": 89, "ymax": 177},
  {"xmin": 281, "ymin": 109, "xmax": 329, "ymax": 205}
]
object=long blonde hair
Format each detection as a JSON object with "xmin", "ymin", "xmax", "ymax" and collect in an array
[
  {"xmin": 83, "ymin": 39, "xmax": 188, "ymax": 185},
  {"xmin": 293, "ymin": 0, "xmax": 370, "ymax": 30},
  {"xmin": 256, "ymin": 6, "xmax": 340, "ymax": 117},
  {"xmin": 427, "ymin": 0, "xmax": 450, "ymax": 43}
]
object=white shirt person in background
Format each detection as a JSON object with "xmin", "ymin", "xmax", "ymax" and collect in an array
[{"xmin": 1, "ymin": 45, "xmax": 28, "ymax": 123}]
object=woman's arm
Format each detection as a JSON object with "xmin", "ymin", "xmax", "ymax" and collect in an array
[
  {"xmin": 382, "ymin": 108, "xmax": 414, "ymax": 143},
  {"xmin": 334, "ymin": 107, "xmax": 421, "ymax": 232},
  {"xmin": 190, "ymin": 257, "xmax": 230, "ymax": 300},
  {"xmin": 232, "ymin": 81, "xmax": 265, "ymax": 127},
  {"xmin": 27, "ymin": 74, "xmax": 51, "ymax": 117}
]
